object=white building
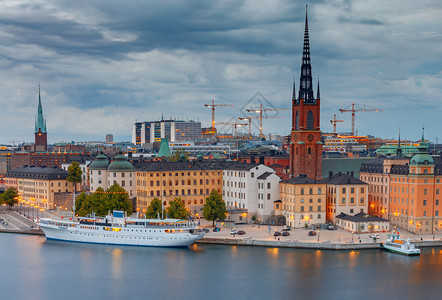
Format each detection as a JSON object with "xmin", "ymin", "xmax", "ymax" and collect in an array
[
  {"xmin": 222, "ymin": 164, "xmax": 280, "ymax": 221},
  {"xmin": 62, "ymin": 160, "xmax": 91, "ymax": 189},
  {"xmin": 89, "ymin": 154, "xmax": 135, "ymax": 197}
]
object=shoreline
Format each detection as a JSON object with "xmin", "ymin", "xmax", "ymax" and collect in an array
[{"xmin": 196, "ymin": 237, "xmax": 442, "ymax": 250}]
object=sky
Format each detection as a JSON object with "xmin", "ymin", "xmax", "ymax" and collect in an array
[{"xmin": 0, "ymin": 0, "xmax": 441, "ymax": 144}]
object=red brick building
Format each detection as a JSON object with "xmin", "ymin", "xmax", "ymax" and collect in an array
[{"xmin": 290, "ymin": 7, "xmax": 322, "ymax": 180}]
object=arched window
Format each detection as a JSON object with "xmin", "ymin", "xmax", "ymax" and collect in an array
[
  {"xmin": 308, "ymin": 147, "xmax": 311, "ymax": 155},
  {"xmin": 295, "ymin": 111, "xmax": 299, "ymax": 130},
  {"xmin": 307, "ymin": 110, "xmax": 314, "ymax": 130}
]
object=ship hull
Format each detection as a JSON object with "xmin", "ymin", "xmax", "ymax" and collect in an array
[
  {"xmin": 40, "ymin": 224, "xmax": 204, "ymax": 248},
  {"xmin": 382, "ymin": 244, "xmax": 420, "ymax": 256}
]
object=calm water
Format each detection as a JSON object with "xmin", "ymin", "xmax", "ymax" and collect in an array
[{"xmin": 1, "ymin": 234, "xmax": 441, "ymax": 300}]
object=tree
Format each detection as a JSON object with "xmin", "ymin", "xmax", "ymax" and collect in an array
[
  {"xmin": 1, "ymin": 187, "xmax": 18, "ymax": 210},
  {"xmin": 203, "ymin": 190, "xmax": 227, "ymax": 227},
  {"xmin": 167, "ymin": 197, "xmax": 188, "ymax": 219},
  {"xmin": 146, "ymin": 198, "xmax": 166, "ymax": 219},
  {"xmin": 74, "ymin": 184, "xmax": 132, "ymax": 217},
  {"xmin": 368, "ymin": 223, "xmax": 375, "ymax": 233},
  {"xmin": 67, "ymin": 161, "xmax": 82, "ymax": 192}
]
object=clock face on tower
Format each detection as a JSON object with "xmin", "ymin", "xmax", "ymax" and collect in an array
[{"xmin": 307, "ymin": 134, "xmax": 314, "ymax": 142}]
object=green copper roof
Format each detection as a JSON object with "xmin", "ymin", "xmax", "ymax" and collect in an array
[
  {"xmin": 35, "ymin": 89, "xmax": 47, "ymax": 134},
  {"xmin": 410, "ymin": 135, "xmax": 433, "ymax": 166},
  {"xmin": 89, "ymin": 154, "xmax": 109, "ymax": 170},
  {"xmin": 108, "ymin": 154, "xmax": 135, "ymax": 171},
  {"xmin": 157, "ymin": 138, "xmax": 172, "ymax": 158}
]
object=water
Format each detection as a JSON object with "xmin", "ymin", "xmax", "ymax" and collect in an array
[{"xmin": 1, "ymin": 234, "xmax": 441, "ymax": 300}]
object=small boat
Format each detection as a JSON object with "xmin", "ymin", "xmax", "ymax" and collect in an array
[
  {"xmin": 382, "ymin": 231, "xmax": 420, "ymax": 256},
  {"xmin": 37, "ymin": 211, "xmax": 205, "ymax": 247}
]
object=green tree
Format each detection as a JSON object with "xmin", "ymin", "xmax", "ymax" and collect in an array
[
  {"xmin": 167, "ymin": 197, "xmax": 188, "ymax": 219},
  {"xmin": 67, "ymin": 161, "xmax": 82, "ymax": 192},
  {"xmin": 146, "ymin": 198, "xmax": 166, "ymax": 219},
  {"xmin": 75, "ymin": 184, "xmax": 132, "ymax": 217},
  {"xmin": 203, "ymin": 190, "xmax": 227, "ymax": 227},
  {"xmin": 105, "ymin": 183, "xmax": 132, "ymax": 215},
  {"xmin": 1, "ymin": 187, "xmax": 18, "ymax": 210}
]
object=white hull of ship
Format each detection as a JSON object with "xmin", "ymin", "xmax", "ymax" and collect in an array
[
  {"xmin": 39, "ymin": 224, "xmax": 204, "ymax": 247},
  {"xmin": 382, "ymin": 243, "xmax": 420, "ymax": 256}
]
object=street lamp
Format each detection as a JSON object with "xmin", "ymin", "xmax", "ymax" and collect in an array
[
  {"xmin": 352, "ymin": 231, "xmax": 354, "ymax": 242},
  {"xmin": 317, "ymin": 230, "xmax": 320, "ymax": 242}
]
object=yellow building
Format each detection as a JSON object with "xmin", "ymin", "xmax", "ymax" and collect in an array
[
  {"xmin": 4, "ymin": 166, "xmax": 75, "ymax": 210},
  {"xmin": 280, "ymin": 175, "xmax": 326, "ymax": 228},
  {"xmin": 321, "ymin": 173, "xmax": 368, "ymax": 224},
  {"xmin": 136, "ymin": 161, "xmax": 223, "ymax": 217}
]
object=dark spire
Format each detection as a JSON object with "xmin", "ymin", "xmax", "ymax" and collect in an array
[
  {"xmin": 298, "ymin": 4, "xmax": 315, "ymax": 103},
  {"xmin": 292, "ymin": 78, "xmax": 296, "ymax": 101},
  {"xmin": 316, "ymin": 75, "xmax": 320, "ymax": 100},
  {"xmin": 396, "ymin": 127, "xmax": 402, "ymax": 157}
]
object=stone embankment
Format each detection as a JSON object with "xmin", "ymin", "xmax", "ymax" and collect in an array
[
  {"xmin": 197, "ymin": 237, "xmax": 442, "ymax": 250},
  {"xmin": 0, "ymin": 211, "xmax": 43, "ymax": 235}
]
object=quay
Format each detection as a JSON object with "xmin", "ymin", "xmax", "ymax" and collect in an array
[{"xmin": 1, "ymin": 210, "xmax": 441, "ymax": 250}]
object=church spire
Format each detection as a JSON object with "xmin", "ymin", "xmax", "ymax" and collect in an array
[
  {"xmin": 316, "ymin": 75, "xmax": 320, "ymax": 100},
  {"xmin": 292, "ymin": 78, "xmax": 296, "ymax": 101},
  {"xmin": 298, "ymin": 4, "xmax": 315, "ymax": 103},
  {"xmin": 396, "ymin": 127, "xmax": 402, "ymax": 157},
  {"xmin": 35, "ymin": 85, "xmax": 46, "ymax": 134}
]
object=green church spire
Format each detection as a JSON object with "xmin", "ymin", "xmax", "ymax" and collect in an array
[{"xmin": 35, "ymin": 85, "xmax": 46, "ymax": 134}]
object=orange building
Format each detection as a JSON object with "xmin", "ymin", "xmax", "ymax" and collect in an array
[
  {"xmin": 361, "ymin": 137, "xmax": 442, "ymax": 234},
  {"xmin": 389, "ymin": 139, "xmax": 442, "ymax": 234}
]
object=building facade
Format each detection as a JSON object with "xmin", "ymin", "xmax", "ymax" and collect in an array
[
  {"xmin": 322, "ymin": 173, "xmax": 368, "ymax": 224},
  {"xmin": 132, "ymin": 119, "xmax": 202, "ymax": 145},
  {"xmin": 290, "ymin": 7, "xmax": 322, "ymax": 180},
  {"xmin": 89, "ymin": 154, "xmax": 135, "ymax": 196},
  {"xmin": 222, "ymin": 164, "xmax": 280, "ymax": 221},
  {"xmin": 136, "ymin": 161, "xmax": 224, "ymax": 216},
  {"xmin": 280, "ymin": 175, "xmax": 326, "ymax": 228},
  {"xmin": 4, "ymin": 166, "xmax": 75, "ymax": 209}
]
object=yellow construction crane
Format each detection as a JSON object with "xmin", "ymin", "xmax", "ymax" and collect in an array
[
  {"xmin": 339, "ymin": 103, "xmax": 383, "ymax": 136},
  {"xmin": 246, "ymin": 104, "xmax": 290, "ymax": 137},
  {"xmin": 204, "ymin": 99, "xmax": 233, "ymax": 134},
  {"xmin": 330, "ymin": 114, "xmax": 344, "ymax": 133}
]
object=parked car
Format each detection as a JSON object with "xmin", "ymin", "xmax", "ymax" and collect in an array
[
  {"xmin": 236, "ymin": 230, "xmax": 246, "ymax": 235},
  {"xmin": 230, "ymin": 229, "xmax": 238, "ymax": 235},
  {"xmin": 370, "ymin": 234, "xmax": 379, "ymax": 239},
  {"xmin": 308, "ymin": 231, "xmax": 317, "ymax": 236},
  {"xmin": 213, "ymin": 227, "xmax": 221, "ymax": 232},
  {"xmin": 274, "ymin": 231, "xmax": 282, "ymax": 236},
  {"xmin": 201, "ymin": 228, "xmax": 209, "ymax": 233},
  {"xmin": 326, "ymin": 225, "xmax": 336, "ymax": 230},
  {"xmin": 282, "ymin": 226, "xmax": 291, "ymax": 231},
  {"xmin": 282, "ymin": 231, "xmax": 290, "ymax": 236}
]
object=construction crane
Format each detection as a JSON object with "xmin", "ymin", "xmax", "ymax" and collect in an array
[
  {"xmin": 204, "ymin": 99, "xmax": 233, "ymax": 134},
  {"xmin": 330, "ymin": 114, "xmax": 344, "ymax": 133},
  {"xmin": 339, "ymin": 103, "xmax": 383, "ymax": 136},
  {"xmin": 238, "ymin": 117, "xmax": 252, "ymax": 136},
  {"xmin": 216, "ymin": 122, "xmax": 247, "ymax": 136},
  {"xmin": 246, "ymin": 104, "xmax": 290, "ymax": 138}
]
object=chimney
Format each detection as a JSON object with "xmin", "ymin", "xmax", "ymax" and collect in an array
[{"xmin": 329, "ymin": 171, "xmax": 333, "ymax": 178}]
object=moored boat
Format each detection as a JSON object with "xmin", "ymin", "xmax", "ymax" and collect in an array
[
  {"xmin": 37, "ymin": 211, "xmax": 205, "ymax": 247},
  {"xmin": 382, "ymin": 231, "xmax": 420, "ymax": 256}
]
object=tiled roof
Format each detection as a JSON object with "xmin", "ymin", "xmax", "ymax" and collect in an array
[
  {"xmin": 137, "ymin": 161, "xmax": 259, "ymax": 172},
  {"xmin": 257, "ymin": 172, "xmax": 273, "ymax": 179},
  {"xmin": 6, "ymin": 166, "xmax": 68, "ymax": 180},
  {"xmin": 319, "ymin": 173, "xmax": 367, "ymax": 185},
  {"xmin": 336, "ymin": 212, "xmax": 389, "ymax": 223},
  {"xmin": 282, "ymin": 175, "xmax": 320, "ymax": 185}
]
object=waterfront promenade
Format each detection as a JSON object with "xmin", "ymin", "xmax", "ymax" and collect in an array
[{"xmin": 1, "ymin": 208, "xmax": 441, "ymax": 249}]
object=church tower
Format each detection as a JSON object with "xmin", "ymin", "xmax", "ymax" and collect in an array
[
  {"xmin": 34, "ymin": 86, "xmax": 48, "ymax": 151},
  {"xmin": 290, "ymin": 5, "xmax": 322, "ymax": 180}
]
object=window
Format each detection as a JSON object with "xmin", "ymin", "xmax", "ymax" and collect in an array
[
  {"xmin": 342, "ymin": 188, "xmax": 346, "ymax": 194},
  {"xmin": 436, "ymin": 199, "xmax": 439, "ymax": 206},
  {"xmin": 309, "ymin": 188, "xmax": 313, "ymax": 195},
  {"xmin": 350, "ymin": 209, "xmax": 354, "ymax": 213},
  {"xmin": 318, "ymin": 206, "xmax": 321, "ymax": 211},
  {"xmin": 300, "ymin": 206, "xmax": 304, "ymax": 212},
  {"xmin": 113, "ymin": 173, "xmax": 116, "ymax": 177},
  {"xmin": 301, "ymin": 188, "xmax": 304, "ymax": 195},
  {"xmin": 436, "ymin": 188, "xmax": 440, "ymax": 195},
  {"xmin": 350, "ymin": 198, "xmax": 354, "ymax": 204},
  {"xmin": 267, "ymin": 183, "xmax": 271, "ymax": 189},
  {"xmin": 318, "ymin": 188, "xmax": 322, "ymax": 195},
  {"xmin": 342, "ymin": 198, "xmax": 346, "ymax": 204},
  {"xmin": 309, "ymin": 206, "xmax": 313, "ymax": 211},
  {"xmin": 424, "ymin": 189, "xmax": 427, "ymax": 195},
  {"xmin": 360, "ymin": 198, "xmax": 364, "ymax": 204},
  {"xmin": 351, "ymin": 188, "xmax": 354, "ymax": 194},
  {"xmin": 307, "ymin": 110, "xmax": 314, "ymax": 130},
  {"xmin": 423, "ymin": 199, "xmax": 427, "ymax": 206},
  {"xmin": 295, "ymin": 111, "xmax": 299, "ymax": 130}
]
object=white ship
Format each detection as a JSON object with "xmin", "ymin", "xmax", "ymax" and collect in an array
[
  {"xmin": 37, "ymin": 211, "xmax": 205, "ymax": 247},
  {"xmin": 382, "ymin": 231, "xmax": 420, "ymax": 256}
]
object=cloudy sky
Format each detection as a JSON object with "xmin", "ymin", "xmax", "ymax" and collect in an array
[{"xmin": 0, "ymin": 0, "xmax": 441, "ymax": 144}]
